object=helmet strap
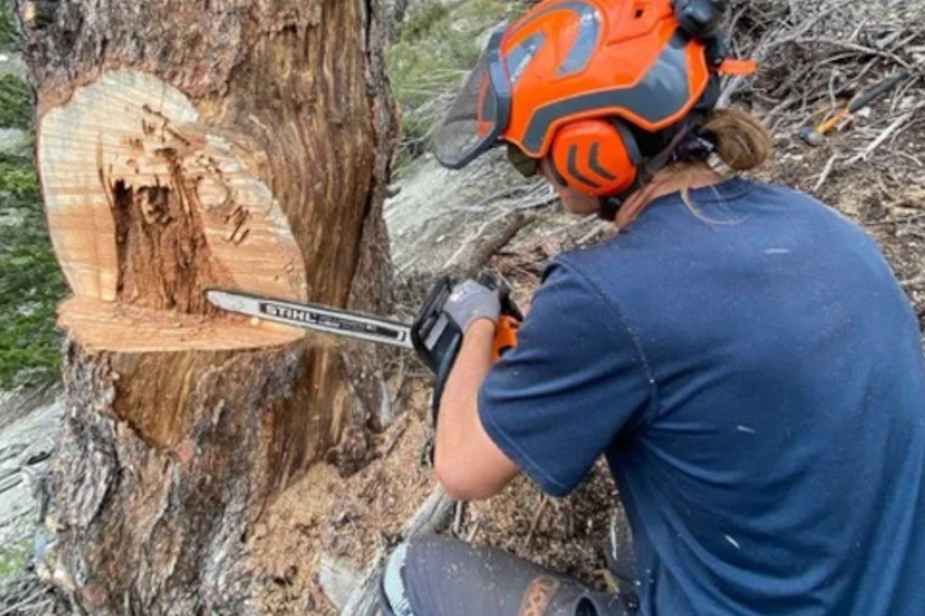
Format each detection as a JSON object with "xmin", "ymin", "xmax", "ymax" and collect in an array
[{"xmin": 596, "ymin": 118, "xmax": 702, "ymax": 221}]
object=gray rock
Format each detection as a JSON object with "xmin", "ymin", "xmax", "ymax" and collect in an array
[
  {"xmin": 0, "ymin": 385, "xmax": 62, "ymax": 548},
  {"xmin": 0, "ymin": 51, "xmax": 28, "ymax": 81},
  {"xmin": 0, "ymin": 383, "xmax": 62, "ymax": 612},
  {"xmin": 0, "ymin": 127, "xmax": 32, "ymax": 159}
]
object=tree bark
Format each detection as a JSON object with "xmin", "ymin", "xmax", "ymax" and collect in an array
[{"xmin": 20, "ymin": 0, "xmax": 398, "ymax": 613}]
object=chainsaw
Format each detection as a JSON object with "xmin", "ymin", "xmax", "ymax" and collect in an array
[{"xmin": 206, "ymin": 273, "xmax": 522, "ymax": 413}]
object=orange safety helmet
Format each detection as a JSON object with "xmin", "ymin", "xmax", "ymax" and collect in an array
[{"xmin": 433, "ymin": 0, "xmax": 755, "ymax": 206}]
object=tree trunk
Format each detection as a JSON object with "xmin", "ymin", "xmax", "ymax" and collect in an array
[{"xmin": 19, "ymin": 0, "xmax": 398, "ymax": 613}]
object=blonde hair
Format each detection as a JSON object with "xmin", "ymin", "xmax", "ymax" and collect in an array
[{"xmin": 701, "ymin": 107, "xmax": 773, "ymax": 172}]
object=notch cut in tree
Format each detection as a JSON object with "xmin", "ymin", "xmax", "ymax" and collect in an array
[{"xmin": 20, "ymin": 0, "xmax": 398, "ymax": 612}]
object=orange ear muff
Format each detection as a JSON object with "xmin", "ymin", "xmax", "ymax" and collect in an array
[{"xmin": 547, "ymin": 119, "xmax": 641, "ymax": 197}]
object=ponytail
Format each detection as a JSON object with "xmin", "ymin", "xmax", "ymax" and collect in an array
[{"xmin": 702, "ymin": 107, "xmax": 773, "ymax": 172}]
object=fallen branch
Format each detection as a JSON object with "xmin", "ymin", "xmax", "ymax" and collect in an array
[
  {"xmin": 404, "ymin": 486, "xmax": 455, "ymax": 537},
  {"xmin": 339, "ymin": 552, "xmax": 384, "ymax": 616},
  {"xmin": 792, "ymin": 38, "xmax": 913, "ymax": 70},
  {"xmin": 846, "ymin": 111, "xmax": 916, "ymax": 165},
  {"xmin": 447, "ymin": 211, "xmax": 538, "ymax": 277},
  {"xmin": 813, "ymin": 153, "xmax": 841, "ymax": 193},
  {"xmin": 319, "ymin": 554, "xmax": 360, "ymax": 612},
  {"xmin": 867, "ymin": 212, "xmax": 925, "ymax": 227},
  {"xmin": 524, "ymin": 495, "xmax": 550, "ymax": 549},
  {"xmin": 0, "ymin": 587, "xmax": 51, "ymax": 616}
]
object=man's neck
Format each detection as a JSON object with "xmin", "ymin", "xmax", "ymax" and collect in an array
[
  {"xmin": 615, "ymin": 163, "xmax": 725, "ymax": 228},
  {"xmin": 646, "ymin": 163, "xmax": 725, "ymax": 202}
]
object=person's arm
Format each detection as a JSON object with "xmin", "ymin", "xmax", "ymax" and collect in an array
[
  {"xmin": 432, "ymin": 265, "xmax": 651, "ymax": 502},
  {"xmin": 434, "ymin": 320, "xmax": 519, "ymax": 501},
  {"xmin": 476, "ymin": 263, "xmax": 652, "ymax": 497}
]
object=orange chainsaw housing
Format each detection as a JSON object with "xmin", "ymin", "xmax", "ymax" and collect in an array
[{"xmin": 492, "ymin": 315, "xmax": 521, "ymax": 362}]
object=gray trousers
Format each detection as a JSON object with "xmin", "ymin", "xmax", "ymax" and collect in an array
[{"xmin": 379, "ymin": 536, "xmax": 633, "ymax": 616}]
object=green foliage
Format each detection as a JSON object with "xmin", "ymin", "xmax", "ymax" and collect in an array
[
  {"xmin": 399, "ymin": 1, "xmax": 451, "ymax": 42},
  {"xmin": 0, "ymin": 155, "xmax": 67, "ymax": 388},
  {"xmin": 388, "ymin": 0, "xmax": 525, "ymax": 110},
  {"xmin": 0, "ymin": 157, "xmax": 38, "ymax": 197},
  {"xmin": 387, "ymin": 0, "xmax": 527, "ymax": 173},
  {"xmin": 0, "ymin": 538, "xmax": 32, "ymax": 578},
  {"xmin": 387, "ymin": 42, "xmax": 471, "ymax": 110},
  {"xmin": 394, "ymin": 114, "xmax": 436, "ymax": 173},
  {"xmin": 0, "ymin": 75, "xmax": 32, "ymax": 129},
  {"xmin": 455, "ymin": 0, "xmax": 525, "ymax": 23},
  {"xmin": 0, "ymin": 7, "xmax": 63, "ymax": 388},
  {"xmin": 0, "ymin": 1, "xmax": 17, "ymax": 51},
  {"xmin": 402, "ymin": 114, "xmax": 433, "ymax": 145}
]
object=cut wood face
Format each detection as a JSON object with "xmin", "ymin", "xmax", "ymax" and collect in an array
[
  {"xmin": 39, "ymin": 69, "xmax": 310, "ymax": 348},
  {"xmin": 57, "ymin": 297, "xmax": 322, "ymax": 352}
]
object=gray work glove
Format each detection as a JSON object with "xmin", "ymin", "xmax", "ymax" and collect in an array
[{"xmin": 443, "ymin": 280, "xmax": 501, "ymax": 334}]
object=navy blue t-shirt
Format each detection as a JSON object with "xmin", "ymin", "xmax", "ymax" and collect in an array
[{"xmin": 479, "ymin": 179, "xmax": 925, "ymax": 615}]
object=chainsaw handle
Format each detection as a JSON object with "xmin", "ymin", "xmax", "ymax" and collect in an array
[
  {"xmin": 493, "ymin": 315, "xmax": 520, "ymax": 362},
  {"xmin": 477, "ymin": 271, "xmax": 524, "ymax": 321},
  {"xmin": 412, "ymin": 273, "xmax": 522, "ymax": 419},
  {"xmin": 475, "ymin": 271, "xmax": 522, "ymax": 361}
]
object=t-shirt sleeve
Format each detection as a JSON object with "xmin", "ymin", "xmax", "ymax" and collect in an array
[{"xmin": 478, "ymin": 260, "xmax": 653, "ymax": 497}]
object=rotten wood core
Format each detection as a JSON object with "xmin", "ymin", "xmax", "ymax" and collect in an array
[{"xmin": 40, "ymin": 69, "xmax": 310, "ymax": 324}]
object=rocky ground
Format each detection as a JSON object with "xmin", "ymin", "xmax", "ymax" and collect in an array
[{"xmin": 0, "ymin": 385, "xmax": 60, "ymax": 615}]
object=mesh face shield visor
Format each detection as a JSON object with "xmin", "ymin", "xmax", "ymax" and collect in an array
[{"xmin": 432, "ymin": 28, "xmax": 512, "ymax": 170}]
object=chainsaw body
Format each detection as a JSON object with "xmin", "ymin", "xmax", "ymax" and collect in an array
[{"xmin": 410, "ymin": 273, "xmax": 522, "ymax": 415}]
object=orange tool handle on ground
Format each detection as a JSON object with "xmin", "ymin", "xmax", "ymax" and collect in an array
[{"xmin": 492, "ymin": 315, "xmax": 520, "ymax": 362}]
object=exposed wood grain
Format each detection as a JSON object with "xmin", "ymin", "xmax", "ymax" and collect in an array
[
  {"xmin": 21, "ymin": 0, "xmax": 398, "ymax": 612},
  {"xmin": 57, "ymin": 298, "xmax": 308, "ymax": 353}
]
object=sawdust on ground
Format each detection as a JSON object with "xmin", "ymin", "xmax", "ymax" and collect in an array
[
  {"xmin": 249, "ymin": 383, "xmax": 435, "ymax": 615},
  {"xmin": 249, "ymin": 365, "xmax": 623, "ymax": 615}
]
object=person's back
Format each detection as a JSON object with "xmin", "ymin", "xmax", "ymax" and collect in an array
[{"xmin": 556, "ymin": 178, "xmax": 925, "ymax": 614}]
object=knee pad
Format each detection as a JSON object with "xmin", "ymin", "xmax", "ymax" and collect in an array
[{"xmin": 379, "ymin": 543, "xmax": 414, "ymax": 616}]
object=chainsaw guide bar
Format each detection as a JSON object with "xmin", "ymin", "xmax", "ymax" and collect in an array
[{"xmin": 206, "ymin": 290, "xmax": 415, "ymax": 349}]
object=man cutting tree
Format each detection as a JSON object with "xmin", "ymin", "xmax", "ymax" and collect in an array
[{"xmin": 377, "ymin": 0, "xmax": 925, "ymax": 614}]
